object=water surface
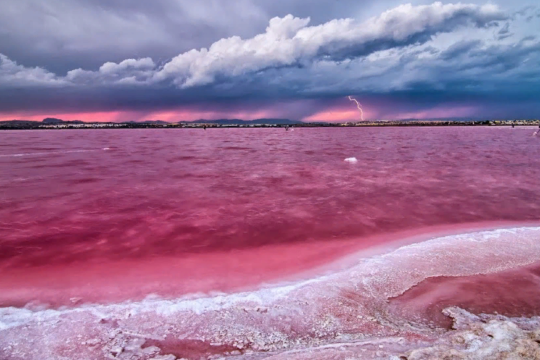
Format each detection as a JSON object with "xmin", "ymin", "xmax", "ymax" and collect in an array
[{"xmin": 1, "ymin": 127, "xmax": 539, "ymax": 359}]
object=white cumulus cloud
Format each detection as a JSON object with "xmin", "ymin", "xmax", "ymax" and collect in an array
[
  {"xmin": 0, "ymin": 54, "xmax": 64, "ymax": 86},
  {"xmin": 0, "ymin": 2, "xmax": 516, "ymax": 90},
  {"xmin": 154, "ymin": 2, "xmax": 506, "ymax": 87}
]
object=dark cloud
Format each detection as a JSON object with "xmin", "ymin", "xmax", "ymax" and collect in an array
[
  {"xmin": 439, "ymin": 40, "xmax": 481, "ymax": 60},
  {"xmin": 0, "ymin": 0, "xmax": 396, "ymax": 74},
  {"xmin": 0, "ymin": 0, "xmax": 269, "ymax": 73},
  {"xmin": 0, "ymin": 0, "xmax": 520, "ymax": 73},
  {"xmin": 0, "ymin": 1, "xmax": 539, "ymax": 120}
]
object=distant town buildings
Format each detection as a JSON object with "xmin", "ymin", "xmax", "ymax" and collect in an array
[
  {"xmin": 1, "ymin": 119, "xmax": 539, "ymax": 130},
  {"xmin": 40, "ymin": 123, "xmax": 127, "ymax": 129}
]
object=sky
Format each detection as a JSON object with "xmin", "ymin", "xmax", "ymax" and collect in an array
[{"xmin": 0, "ymin": 0, "xmax": 539, "ymax": 122}]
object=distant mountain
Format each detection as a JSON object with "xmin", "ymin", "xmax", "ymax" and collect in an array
[
  {"xmin": 139, "ymin": 120, "xmax": 169, "ymax": 125},
  {"xmin": 42, "ymin": 117, "xmax": 64, "ymax": 124},
  {"xmin": 123, "ymin": 120, "xmax": 169, "ymax": 125},
  {"xmin": 0, "ymin": 120, "xmax": 38, "ymax": 124},
  {"xmin": 0, "ymin": 118, "xmax": 170, "ymax": 126},
  {"xmin": 190, "ymin": 118, "xmax": 301, "ymax": 125},
  {"xmin": 397, "ymin": 117, "xmax": 480, "ymax": 122},
  {"xmin": 0, "ymin": 120, "xmax": 40, "ymax": 128},
  {"xmin": 42, "ymin": 118, "xmax": 84, "ymax": 124}
]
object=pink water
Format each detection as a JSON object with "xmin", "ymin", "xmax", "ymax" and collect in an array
[{"xmin": 1, "ymin": 127, "xmax": 540, "ymax": 359}]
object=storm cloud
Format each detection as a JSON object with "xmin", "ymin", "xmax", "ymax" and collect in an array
[{"xmin": 0, "ymin": 0, "xmax": 539, "ymax": 121}]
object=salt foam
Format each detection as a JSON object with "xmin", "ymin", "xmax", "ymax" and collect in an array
[{"xmin": 2, "ymin": 226, "xmax": 540, "ymax": 359}]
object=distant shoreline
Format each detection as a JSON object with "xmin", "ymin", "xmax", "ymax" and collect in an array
[{"xmin": 1, "ymin": 119, "xmax": 539, "ymax": 130}]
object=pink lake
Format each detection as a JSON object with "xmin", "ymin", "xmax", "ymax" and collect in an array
[{"xmin": 1, "ymin": 127, "xmax": 540, "ymax": 359}]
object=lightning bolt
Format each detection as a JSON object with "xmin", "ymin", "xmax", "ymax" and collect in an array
[{"xmin": 348, "ymin": 96, "xmax": 364, "ymax": 121}]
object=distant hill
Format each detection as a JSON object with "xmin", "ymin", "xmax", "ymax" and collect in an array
[
  {"xmin": 0, "ymin": 120, "xmax": 40, "ymax": 128},
  {"xmin": 42, "ymin": 118, "xmax": 85, "ymax": 124},
  {"xmin": 31, "ymin": 118, "xmax": 168, "ymax": 125},
  {"xmin": 190, "ymin": 118, "xmax": 301, "ymax": 125},
  {"xmin": 0, "ymin": 120, "xmax": 38, "ymax": 125},
  {"xmin": 42, "ymin": 117, "xmax": 64, "ymax": 124},
  {"xmin": 397, "ymin": 118, "xmax": 480, "ymax": 122},
  {"xmin": 123, "ymin": 120, "xmax": 169, "ymax": 125},
  {"xmin": 1, "ymin": 118, "xmax": 298, "ymax": 126}
]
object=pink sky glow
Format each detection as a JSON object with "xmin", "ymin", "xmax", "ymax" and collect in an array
[
  {"xmin": 0, "ymin": 104, "xmax": 479, "ymax": 123},
  {"xmin": 0, "ymin": 109, "xmax": 279, "ymax": 123}
]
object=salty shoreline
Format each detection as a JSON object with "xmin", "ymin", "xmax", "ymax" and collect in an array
[
  {"xmin": 1, "ymin": 221, "xmax": 538, "ymax": 309},
  {"xmin": 2, "ymin": 225, "xmax": 540, "ymax": 359}
]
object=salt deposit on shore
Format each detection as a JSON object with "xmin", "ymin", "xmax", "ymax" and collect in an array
[{"xmin": 2, "ymin": 227, "xmax": 540, "ymax": 359}]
